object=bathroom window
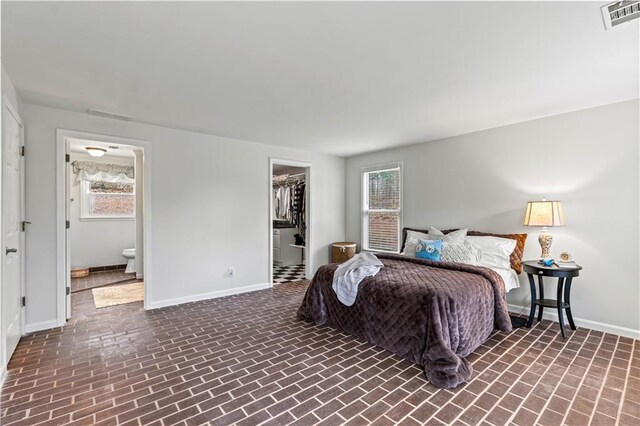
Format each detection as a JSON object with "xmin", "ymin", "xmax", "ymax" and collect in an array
[{"xmin": 80, "ymin": 180, "xmax": 135, "ymax": 219}]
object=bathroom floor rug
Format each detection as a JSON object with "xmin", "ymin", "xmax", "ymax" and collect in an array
[{"xmin": 92, "ymin": 282, "xmax": 144, "ymax": 308}]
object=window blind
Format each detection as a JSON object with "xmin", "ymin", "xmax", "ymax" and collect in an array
[{"xmin": 362, "ymin": 166, "xmax": 401, "ymax": 252}]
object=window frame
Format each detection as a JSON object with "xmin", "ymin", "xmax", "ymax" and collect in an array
[
  {"xmin": 79, "ymin": 179, "xmax": 136, "ymax": 221},
  {"xmin": 361, "ymin": 162, "xmax": 403, "ymax": 253}
]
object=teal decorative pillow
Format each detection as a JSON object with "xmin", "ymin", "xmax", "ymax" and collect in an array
[{"xmin": 416, "ymin": 239, "xmax": 443, "ymax": 261}]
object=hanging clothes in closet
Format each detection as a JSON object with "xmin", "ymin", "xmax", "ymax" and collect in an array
[
  {"xmin": 274, "ymin": 185, "xmax": 292, "ymax": 221},
  {"xmin": 291, "ymin": 182, "xmax": 305, "ymax": 227},
  {"xmin": 273, "ymin": 175, "xmax": 306, "ymax": 230}
]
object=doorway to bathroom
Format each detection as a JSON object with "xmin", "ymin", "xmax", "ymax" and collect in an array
[
  {"xmin": 57, "ymin": 130, "xmax": 149, "ymax": 323},
  {"xmin": 270, "ymin": 159, "xmax": 311, "ymax": 285}
]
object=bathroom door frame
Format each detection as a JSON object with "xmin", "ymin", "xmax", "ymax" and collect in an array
[
  {"xmin": 55, "ymin": 129, "xmax": 152, "ymax": 325},
  {"xmin": 268, "ymin": 158, "xmax": 312, "ymax": 286}
]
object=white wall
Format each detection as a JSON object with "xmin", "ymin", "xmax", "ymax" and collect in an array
[
  {"xmin": 68, "ymin": 152, "xmax": 135, "ymax": 268},
  {"xmin": 346, "ymin": 100, "xmax": 640, "ymax": 337},
  {"xmin": 22, "ymin": 104, "xmax": 346, "ymax": 328},
  {"xmin": 2, "ymin": 64, "xmax": 21, "ymax": 113}
]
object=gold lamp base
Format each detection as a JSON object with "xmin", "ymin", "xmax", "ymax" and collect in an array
[{"xmin": 538, "ymin": 228, "xmax": 553, "ymax": 260}]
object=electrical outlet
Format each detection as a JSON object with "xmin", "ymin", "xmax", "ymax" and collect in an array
[{"xmin": 227, "ymin": 267, "xmax": 235, "ymax": 278}]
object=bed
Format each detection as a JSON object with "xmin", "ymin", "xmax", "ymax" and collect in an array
[{"xmin": 297, "ymin": 230, "xmax": 525, "ymax": 389}]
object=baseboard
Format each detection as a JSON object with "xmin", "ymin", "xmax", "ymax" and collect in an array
[
  {"xmin": 24, "ymin": 319, "xmax": 61, "ymax": 334},
  {"xmin": 508, "ymin": 304, "xmax": 640, "ymax": 339},
  {"xmin": 147, "ymin": 282, "xmax": 271, "ymax": 310},
  {"xmin": 89, "ymin": 264, "xmax": 127, "ymax": 272}
]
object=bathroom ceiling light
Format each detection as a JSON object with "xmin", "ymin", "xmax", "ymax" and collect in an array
[{"xmin": 85, "ymin": 147, "xmax": 107, "ymax": 157}]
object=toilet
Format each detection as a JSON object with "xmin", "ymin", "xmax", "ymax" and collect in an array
[{"xmin": 122, "ymin": 248, "xmax": 136, "ymax": 274}]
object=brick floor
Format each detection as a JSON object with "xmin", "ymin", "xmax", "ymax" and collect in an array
[
  {"xmin": 1, "ymin": 280, "xmax": 638, "ymax": 425},
  {"xmin": 71, "ymin": 269, "xmax": 137, "ymax": 293}
]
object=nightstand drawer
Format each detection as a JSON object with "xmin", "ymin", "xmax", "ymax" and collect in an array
[
  {"xmin": 523, "ymin": 262, "xmax": 581, "ymax": 278},
  {"xmin": 535, "ymin": 269, "xmax": 555, "ymax": 277}
]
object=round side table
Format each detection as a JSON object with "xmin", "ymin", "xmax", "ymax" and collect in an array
[{"xmin": 522, "ymin": 260, "xmax": 582, "ymax": 338}]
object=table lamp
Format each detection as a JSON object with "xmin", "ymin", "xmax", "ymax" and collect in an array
[{"xmin": 523, "ymin": 199, "xmax": 565, "ymax": 260}]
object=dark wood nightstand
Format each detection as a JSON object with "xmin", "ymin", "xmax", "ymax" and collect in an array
[{"xmin": 523, "ymin": 260, "xmax": 582, "ymax": 338}]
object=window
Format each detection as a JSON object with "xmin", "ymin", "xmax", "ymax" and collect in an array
[
  {"xmin": 362, "ymin": 163, "xmax": 401, "ymax": 253},
  {"xmin": 80, "ymin": 180, "xmax": 135, "ymax": 219}
]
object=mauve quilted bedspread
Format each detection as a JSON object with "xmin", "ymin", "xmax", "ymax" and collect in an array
[{"xmin": 297, "ymin": 253, "xmax": 513, "ymax": 389}]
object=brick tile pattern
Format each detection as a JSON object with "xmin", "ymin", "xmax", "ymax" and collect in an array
[
  {"xmin": 1, "ymin": 280, "xmax": 638, "ymax": 425},
  {"xmin": 71, "ymin": 269, "xmax": 137, "ymax": 293}
]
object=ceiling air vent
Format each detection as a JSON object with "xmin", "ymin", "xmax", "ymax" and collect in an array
[
  {"xmin": 87, "ymin": 108, "xmax": 133, "ymax": 121},
  {"xmin": 602, "ymin": 1, "xmax": 640, "ymax": 29}
]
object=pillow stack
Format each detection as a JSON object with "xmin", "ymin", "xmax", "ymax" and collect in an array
[{"xmin": 401, "ymin": 226, "xmax": 521, "ymax": 271}]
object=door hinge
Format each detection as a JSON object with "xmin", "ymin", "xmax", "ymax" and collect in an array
[
  {"xmin": 21, "ymin": 221, "xmax": 31, "ymax": 232},
  {"xmin": 21, "ymin": 146, "xmax": 25, "ymax": 156},
  {"xmin": 66, "ymin": 287, "xmax": 70, "ymax": 296},
  {"xmin": 66, "ymin": 220, "xmax": 70, "ymax": 229},
  {"xmin": 21, "ymin": 296, "xmax": 26, "ymax": 307},
  {"xmin": 65, "ymin": 153, "xmax": 70, "ymax": 163}
]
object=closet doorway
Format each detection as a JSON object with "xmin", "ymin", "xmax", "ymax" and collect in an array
[{"xmin": 270, "ymin": 159, "xmax": 310, "ymax": 285}]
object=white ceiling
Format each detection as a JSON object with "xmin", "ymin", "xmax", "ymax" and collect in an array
[
  {"xmin": 68, "ymin": 138, "xmax": 135, "ymax": 159},
  {"xmin": 2, "ymin": 2, "xmax": 638, "ymax": 157}
]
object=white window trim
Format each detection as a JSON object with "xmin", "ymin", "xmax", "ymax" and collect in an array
[
  {"xmin": 361, "ymin": 162, "xmax": 403, "ymax": 254},
  {"xmin": 79, "ymin": 179, "xmax": 135, "ymax": 220}
]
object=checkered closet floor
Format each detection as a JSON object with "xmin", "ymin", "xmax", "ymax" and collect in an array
[{"xmin": 273, "ymin": 264, "xmax": 306, "ymax": 284}]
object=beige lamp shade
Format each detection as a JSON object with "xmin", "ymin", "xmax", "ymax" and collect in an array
[{"xmin": 523, "ymin": 200, "xmax": 565, "ymax": 227}]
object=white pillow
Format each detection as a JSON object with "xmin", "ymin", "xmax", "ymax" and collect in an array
[
  {"xmin": 428, "ymin": 227, "xmax": 468, "ymax": 244},
  {"xmin": 441, "ymin": 241, "xmax": 482, "ymax": 265},
  {"xmin": 402, "ymin": 236, "xmax": 427, "ymax": 256},
  {"xmin": 467, "ymin": 236, "xmax": 516, "ymax": 270},
  {"xmin": 406, "ymin": 229, "xmax": 430, "ymax": 242},
  {"xmin": 401, "ymin": 230, "xmax": 430, "ymax": 256}
]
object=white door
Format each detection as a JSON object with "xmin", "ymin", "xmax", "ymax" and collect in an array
[{"xmin": 2, "ymin": 100, "xmax": 24, "ymax": 363}]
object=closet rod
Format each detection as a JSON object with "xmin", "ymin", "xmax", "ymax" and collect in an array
[{"xmin": 273, "ymin": 172, "xmax": 305, "ymax": 178}]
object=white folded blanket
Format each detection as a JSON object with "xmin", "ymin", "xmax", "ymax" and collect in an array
[{"xmin": 332, "ymin": 252, "xmax": 384, "ymax": 306}]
